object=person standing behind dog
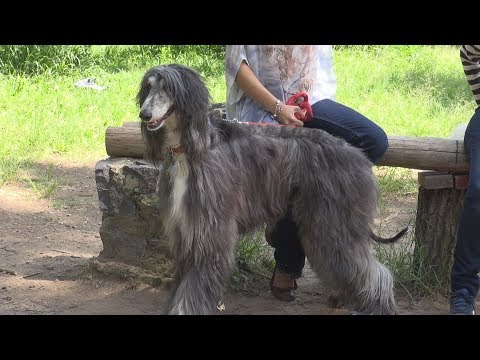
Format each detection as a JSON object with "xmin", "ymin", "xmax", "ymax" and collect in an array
[
  {"xmin": 449, "ymin": 45, "xmax": 480, "ymax": 315},
  {"xmin": 225, "ymin": 45, "xmax": 389, "ymax": 301}
]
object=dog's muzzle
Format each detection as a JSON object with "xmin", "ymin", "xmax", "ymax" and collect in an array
[{"xmin": 145, "ymin": 106, "xmax": 174, "ymax": 130}]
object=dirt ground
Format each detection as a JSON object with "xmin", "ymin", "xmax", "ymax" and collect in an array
[{"xmin": 0, "ymin": 158, "xmax": 466, "ymax": 315}]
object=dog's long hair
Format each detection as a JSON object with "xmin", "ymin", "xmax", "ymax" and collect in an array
[{"xmin": 138, "ymin": 64, "xmax": 399, "ymax": 315}]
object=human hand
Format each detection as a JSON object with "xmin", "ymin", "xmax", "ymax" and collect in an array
[{"xmin": 277, "ymin": 104, "xmax": 305, "ymax": 127}]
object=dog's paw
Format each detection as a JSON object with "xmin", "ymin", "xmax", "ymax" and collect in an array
[
  {"xmin": 327, "ymin": 294, "xmax": 345, "ymax": 309},
  {"xmin": 165, "ymin": 307, "xmax": 185, "ymax": 315},
  {"xmin": 349, "ymin": 310, "xmax": 368, "ymax": 315},
  {"xmin": 217, "ymin": 300, "xmax": 225, "ymax": 312}
]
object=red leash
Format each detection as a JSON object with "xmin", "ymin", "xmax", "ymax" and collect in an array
[
  {"xmin": 286, "ymin": 91, "xmax": 313, "ymax": 121},
  {"xmin": 239, "ymin": 92, "xmax": 313, "ymax": 127},
  {"xmin": 227, "ymin": 92, "xmax": 313, "ymax": 127}
]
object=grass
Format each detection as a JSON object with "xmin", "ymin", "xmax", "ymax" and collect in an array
[
  {"xmin": 0, "ymin": 45, "xmax": 475, "ymax": 298},
  {"xmin": 374, "ymin": 234, "xmax": 452, "ymax": 302},
  {"xmin": 52, "ymin": 197, "xmax": 78, "ymax": 210},
  {"xmin": 230, "ymin": 228, "xmax": 275, "ymax": 292},
  {"xmin": 24, "ymin": 163, "xmax": 59, "ymax": 198},
  {"xmin": 0, "ymin": 45, "xmax": 226, "ymax": 185},
  {"xmin": 376, "ymin": 167, "xmax": 418, "ymax": 195},
  {"xmin": 334, "ymin": 45, "xmax": 475, "ymax": 138}
]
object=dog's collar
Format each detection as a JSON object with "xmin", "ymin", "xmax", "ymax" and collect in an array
[{"xmin": 167, "ymin": 145, "xmax": 184, "ymax": 155}]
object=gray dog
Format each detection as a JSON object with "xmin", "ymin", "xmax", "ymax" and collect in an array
[{"xmin": 137, "ymin": 64, "xmax": 404, "ymax": 315}]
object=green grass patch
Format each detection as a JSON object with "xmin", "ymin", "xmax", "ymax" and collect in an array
[
  {"xmin": 53, "ymin": 197, "xmax": 78, "ymax": 210},
  {"xmin": 230, "ymin": 229, "xmax": 274, "ymax": 292},
  {"xmin": 334, "ymin": 45, "xmax": 475, "ymax": 138},
  {"xmin": 374, "ymin": 234, "xmax": 451, "ymax": 303},
  {"xmin": 376, "ymin": 167, "xmax": 418, "ymax": 195},
  {"xmin": 0, "ymin": 157, "xmax": 33, "ymax": 184},
  {"xmin": 0, "ymin": 45, "xmax": 226, "ymax": 182},
  {"xmin": 24, "ymin": 163, "xmax": 59, "ymax": 198}
]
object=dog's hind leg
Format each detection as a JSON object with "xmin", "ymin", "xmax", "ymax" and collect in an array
[
  {"xmin": 302, "ymin": 231, "xmax": 398, "ymax": 315},
  {"xmin": 326, "ymin": 290, "xmax": 348, "ymax": 309},
  {"xmin": 347, "ymin": 254, "xmax": 398, "ymax": 315},
  {"xmin": 163, "ymin": 222, "xmax": 238, "ymax": 315}
]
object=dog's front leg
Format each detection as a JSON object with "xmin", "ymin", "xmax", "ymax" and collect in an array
[
  {"xmin": 164, "ymin": 256, "xmax": 235, "ymax": 315},
  {"xmin": 163, "ymin": 225, "xmax": 238, "ymax": 315},
  {"xmin": 163, "ymin": 267, "xmax": 223, "ymax": 315}
]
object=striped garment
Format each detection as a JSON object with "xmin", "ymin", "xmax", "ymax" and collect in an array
[{"xmin": 460, "ymin": 45, "xmax": 480, "ymax": 105}]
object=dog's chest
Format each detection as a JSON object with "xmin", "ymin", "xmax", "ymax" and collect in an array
[{"xmin": 168, "ymin": 155, "xmax": 189, "ymax": 221}]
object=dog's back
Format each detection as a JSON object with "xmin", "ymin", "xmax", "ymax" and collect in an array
[
  {"xmin": 209, "ymin": 116, "xmax": 378, "ymax": 239},
  {"xmin": 206, "ymin": 118, "xmax": 397, "ymax": 314}
]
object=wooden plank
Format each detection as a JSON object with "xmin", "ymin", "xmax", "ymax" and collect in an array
[
  {"xmin": 454, "ymin": 174, "xmax": 470, "ymax": 190},
  {"xmin": 417, "ymin": 171, "xmax": 453, "ymax": 189}
]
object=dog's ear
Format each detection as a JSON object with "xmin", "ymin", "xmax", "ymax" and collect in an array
[
  {"xmin": 181, "ymin": 121, "xmax": 209, "ymax": 156},
  {"xmin": 167, "ymin": 65, "xmax": 212, "ymax": 157},
  {"xmin": 136, "ymin": 74, "xmax": 151, "ymax": 108}
]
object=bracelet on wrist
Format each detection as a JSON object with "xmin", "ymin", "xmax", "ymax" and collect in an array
[{"xmin": 272, "ymin": 99, "xmax": 284, "ymax": 119}]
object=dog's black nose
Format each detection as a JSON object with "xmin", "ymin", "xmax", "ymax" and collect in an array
[{"xmin": 139, "ymin": 109, "xmax": 152, "ymax": 121}]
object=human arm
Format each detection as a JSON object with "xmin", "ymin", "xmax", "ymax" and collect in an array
[
  {"xmin": 235, "ymin": 61, "xmax": 305, "ymax": 127},
  {"xmin": 460, "ymin": 45, "xmax": 480, "ymax": 105}
]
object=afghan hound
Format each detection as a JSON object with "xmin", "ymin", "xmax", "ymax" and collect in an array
[{"xmin": 137, "ymin": 64, "xmax": 404, "ymax": 315}]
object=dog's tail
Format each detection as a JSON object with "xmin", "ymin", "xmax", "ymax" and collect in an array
[{"xmin": 371, "ymin": 226, "xmax": 409, "ymax": 244}]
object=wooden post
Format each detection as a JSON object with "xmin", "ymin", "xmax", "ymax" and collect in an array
[
  {"xmin": 413, "ymin": 171, "xmax": 467, "ymax": 284},
  {"xmin": 413, "ymin": 124, "xmax": 469, "ymax": 285}
]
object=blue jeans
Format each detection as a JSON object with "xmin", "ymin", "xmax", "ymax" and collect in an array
[
  {"xmin": 272, "ymin": 99, "xmax": 389, "ymax": 278},
  {"xmin": 451, "ymin": 106, "xmax": 480, "ymax": 298}
]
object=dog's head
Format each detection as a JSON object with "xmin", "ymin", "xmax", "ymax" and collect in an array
[{"xmin": 137, "ymin": 64, "xmax": 211, "ymax": 160}]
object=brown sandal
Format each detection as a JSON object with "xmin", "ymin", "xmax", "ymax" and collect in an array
[{"xmin": 269, "ymin": 266, "xmax": 298, "ymax": 302}]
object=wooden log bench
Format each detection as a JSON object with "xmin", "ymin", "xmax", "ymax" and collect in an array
[{"xmin": 99, "ymin": 105, "xmax": 469, "ymax": 283}]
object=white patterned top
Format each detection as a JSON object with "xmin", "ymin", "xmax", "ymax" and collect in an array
[{"xmin": 225, "ymin": 45, "xmax": 337, "ymax": 124}]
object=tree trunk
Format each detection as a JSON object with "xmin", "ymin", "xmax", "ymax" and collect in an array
[{"xmin": 413, "ymin": 186, "xmax": 466, "ymax": 282}]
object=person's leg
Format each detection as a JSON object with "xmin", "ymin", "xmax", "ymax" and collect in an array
[
  {"xmin": 270, "ymin": 99, "xmax": 388, "ymax": 300},
  {"xmin": 271, "ymin": 208, "xmax": 305, "ymax": 273},
  {"xmin": 450, "ymin": 106, "xmax": 480, "ymax": 314},
  {"xmin": 269, "ymin": 210, "xmax": 305, "ymax": 301},
  {"xmin": 306, "ymin": 99, "xmax": 389, "ymax": 163}
]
